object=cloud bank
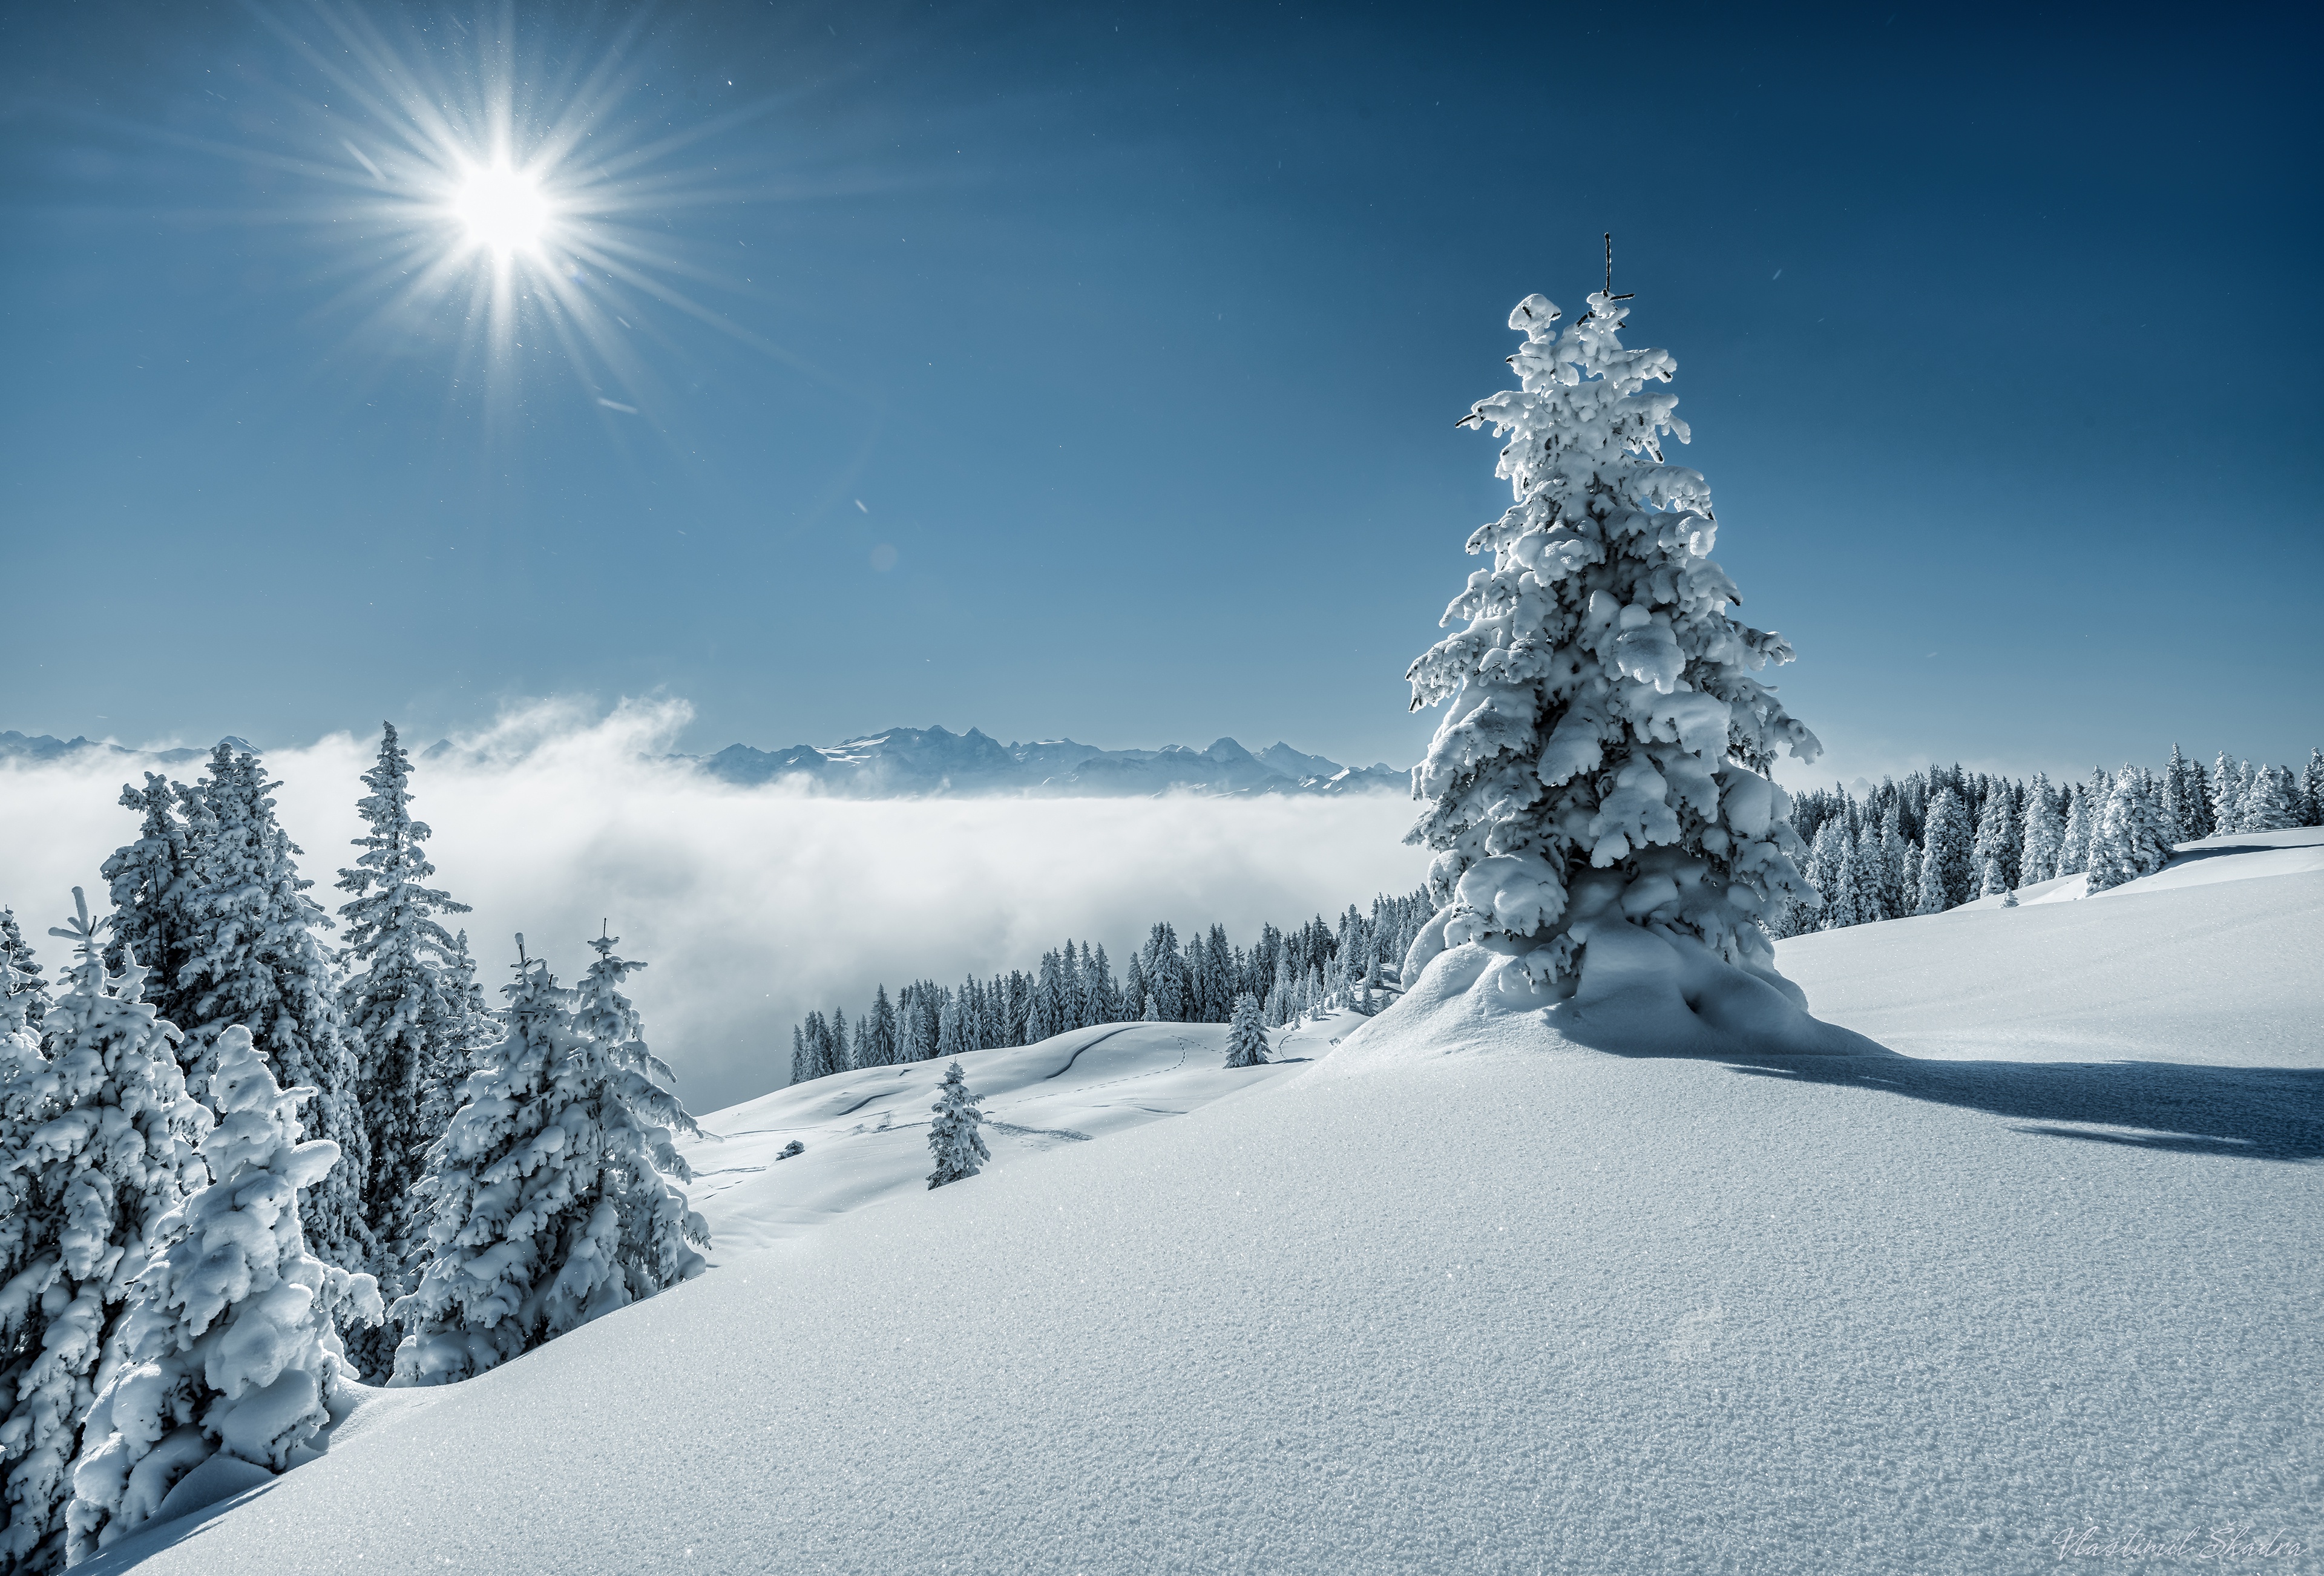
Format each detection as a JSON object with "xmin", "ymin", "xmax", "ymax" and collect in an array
[{"xmin": 0, "ymin": 701, "xmax": 1430, "ymax": 1113}]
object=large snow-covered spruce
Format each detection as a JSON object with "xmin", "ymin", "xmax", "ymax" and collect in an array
[
  {"xmin": 389, "ymin": 940, "xmax": 707, "ymax": 1388},
  {"xmin": 176, "ymin": 747, "xmax": 373, "ymax": 1283},
  {"xmin": 0, "ymin": 895, "xmax": 209, "ymax": 1576},
  {"xmin": 63, "ymin": 1026, "xmax": 381, "ymax": 1561},
  {"xmin": 1399, "ymin": 289, "xmax": 1859, "ymax": 1054},
  {"xmin": 334, "ymin": 723, "xmax": 469, "ymax": 1379}
]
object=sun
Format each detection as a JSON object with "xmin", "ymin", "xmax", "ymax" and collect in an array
[{"xmin": 449, "ymin": 160, "xmax": 553, "ymax": 257}]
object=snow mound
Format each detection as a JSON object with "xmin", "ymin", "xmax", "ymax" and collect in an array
[
  {"xmin": 1363, "ymin": 921, "xmax": 1879, "ymax": 1075},
  {"xmin": 79, "ymin": 860, "xmax": 2321, "ymax": 1575}
]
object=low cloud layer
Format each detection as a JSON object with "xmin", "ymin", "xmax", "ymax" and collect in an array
[{"xmin": 0, "ymin": 700, "xmax": 1430, "ymax": 1113}]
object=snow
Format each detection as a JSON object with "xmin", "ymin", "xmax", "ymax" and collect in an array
[
  {"xmin": 1784, "ymin": 827, "xmax": 2324, "ymax": 1067},
  {"xmin": 75, "ymin": 839, "xmax": 2321, "ymax": 1575},
  {"xmin": 683, "ymin": 1017, "xmax": 1345, "ymax": 1256},
  {"xmin": 2003, "ymin": 825, "xmax": 2324, "ymax": 904}
]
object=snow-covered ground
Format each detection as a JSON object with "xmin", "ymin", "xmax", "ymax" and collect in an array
[
  {"xmin": 684, "ymin": 1013, "xmax": 1354, "ymax": 1256},
  {"xmin": 85, "ymin": 832, "xmax": 2322, "ymax": 1574}
]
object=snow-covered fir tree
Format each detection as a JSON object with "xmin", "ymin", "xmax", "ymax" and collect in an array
[
  {"xmin": 2058, "ymin": 782, "xmax": 2093, "ymax": 877},
  {"xmin": 1402, "ymin": 288, "xmax": 1820, "ymax": 1000},
  {"xmin": 2302, "ymin": 750, "xmax": 2324, "ymax": 827},
  {"xmin": 97, "ymin": 775, "xmax": 203, "ymax": 1044},
  {"xmin": 1916, "ymin": 789, "xmax": 1974, "ymax": 914},
  {"xmin": 2019, "ymin": 773, "xmax": 2061, "ymax": 886},
  {"xmin": 0, "ymin": 894, "xmax": 210, "ymax": 1575},
  {"xmin": 565, "ymin": 933, "xmax": 709, "ymax": 1301},
  {"xmin": 418, "ymin": 928, "xmax": 491, "ymax": 1145},
  {"xmin": 0, "ymin": 908, "xmax": 48, "ymax": 1029},
  {"xmin": 391, "ymin": 937, "xmax": 707, "ymax": 1387},
  {"xmin": 2208, "ymin": 752, "xmax": 2244, "ymax": 835},
  {"xmin": 64, "ymin": 1026, "xmax": 382, "ymax": 1560},
  {"xmin": 1868, "ymin": 809, "xmax": 1905, "ymax": 918},
  {"xmin": 1823, "ymin": 831, "xmax": 1863, "ymax": 930},
  {"xmin": 1971, "ymin": 789, "xmax": 2019, "ymax": 893},
  {"xmin": 333, "ymin": 724, "xmax": 470, "ymax": 1380},
  {"xmin": 2237, "ymin": 764, "xmax": 2299, "ymax": 833},
  {"xmin": 177, "ymin": 746, "xmax": 373, "ymax": 1281},
  {"xmin": 1845, "ymin": 826, "xmax": 1891, "ymax": 923},
  {"xmin": 1224, "ymin": 993, "xmax": 1270, "ymax": 1069},
  {"xmin": 2087, "ymin": 766, "xmax": 2175, "ymax": 891},
  {"xmin": 2162, "ymin": 745, "xmax": 2210, "ymax": 842},
  {"xmin": 925, "ymin": 1062, "xmax": 988, "ymax": 1189}
]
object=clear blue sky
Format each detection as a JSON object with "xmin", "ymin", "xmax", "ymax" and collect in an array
[{"xmin": 4, "ymin": 1, "xmax": 2317, "ymax": 785}]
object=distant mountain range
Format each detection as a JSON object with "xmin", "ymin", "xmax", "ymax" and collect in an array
[
  {"xmin": 0, "ymin": 731, "xmax": 245, "ymax": 769},
  {"xmin": 674, "ymin": 726, "xmax": 1407, "ymax": 798},
  {"xmin": 3, "ymin": 726, "xmax": 1409, "ymax": 799}
]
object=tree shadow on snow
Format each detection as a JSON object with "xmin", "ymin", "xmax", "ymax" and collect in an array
[{"xmin": 1715, "ymin": 1054, "xmax": 2323, "ymax": 1163}]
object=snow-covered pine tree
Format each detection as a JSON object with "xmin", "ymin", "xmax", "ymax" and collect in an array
[
  {"xmin": 2058, "ymin": 783, "xmax": 2092, "ymax": 878},
  {"xmin": 1971, "ymin": 789, "xmax": 2020, "ymax": 893},
  {"xmin": 2208, "ymin": 752, "xmax": 2243, "ymax": 835},
  {"xmin": 1824, "ymin": 833, "xmax": 1863, "ymax": 930},
  {"xmin": 936, "ymin": 993, "xmax": 968, "ymax": 1060},
  {"xmin": 2162, "ymin": 745, "xmax": 2208, "ymax": 842},
  {"xmin": 0, "ymin": 908, "xmax": 48, "ymax": 1030},
  {"xmin": 97, "ymin": 775, "xmax": 207, "ymax": 1043},
  {"xmin": 64, "ymin": 1026, "xmax": 383, "ymax": 1559},
  {"xmin": 2088, "ymin": 766, "xmax": 2174, "ymax": 891},
  {"xmin": 333, "ymin": 724, "xmax": 470, "ymax": 1381},
  {"xmin": 178, "ymin": 747, "xmax": 373, "ymax": 1281},
  {"xmin": 2019, "ymin": 773, "xmax": 2061, "ymax": 886},
  {"xmin": 1224, "ymin": 993, "xmax": 1270, "ymax": 1068},
  {"xmin": 1028, "ymin": 953, "xmax": 1063, "ymax": 1043},
  {"xmin": 2302, "ymin": 749, "xmax": 2324, "ymax": 827},
  {"xmin": 418, "ymin": 929, "xmax": 491, "ymax": 1144},
  {"xmin": 1143, "ymin": 925, "xmax": 1186, "ymax": 1021},
  {"xmin": 1266, "ymin": 957, "xmax": 1293, "ymax": 1028},
  {"xmin": 1089, "ymin": 944, "xmax": 1120, "ymax": 1022},
  {"xmin": 390, "ymin": 939, "xmax": 707, "ymax": 1387},
  {"xmin": 864, "ymin": 985, "xmax": 899, "ymax": 1067},
  {"xmin": 1917, "ymin": 788, "xmax": 1974, "ymax": 913},
  {"xmin": 925, "ymin": 1062, "xmax": 988, "ymax": 1189},
  {"xmin": 2238, "ymin": 763, "xmax": 2299, "ymax": 833},
  {"xmin": 1804, "ymin": 819, "xmax": 1851, "ymax": 929},
  {"xmin": 566, "ymin": 933, "xmax": 709, "ymax": 1301},
  {"xmin": 1401, "ymin": 287, "xmax": 1825, "ymax": 1022},
  {"xmin": 1845, "ymin": 826, "xmax": 1890, "ymax": 924},
  {"xmin": 1979, "ymin": 853, "xmax": 2012, "ymax": 899},
  {"xmin": 0, "ymin": 954, "xmax": 49, "ymax": 1554},
  {"xmin": 0, "ymin": 893, "xmax": 211, "ymax": 1575}
]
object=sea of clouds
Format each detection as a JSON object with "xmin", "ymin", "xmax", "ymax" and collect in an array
[{"xmin": 0, "ymin": 700, "xmax": 1430, "ymax": 1114}]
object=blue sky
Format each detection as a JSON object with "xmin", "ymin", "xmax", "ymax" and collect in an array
[{"xmin": 3, "ymin": 0, "xmax": 2317, "ymax": 787}]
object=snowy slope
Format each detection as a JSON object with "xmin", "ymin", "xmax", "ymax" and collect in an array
[
  {"xmin": 1785, "ymin": 827, "xmax": 2324, "ymax": 1065},
  {"xmin": 685, "ymin": 1015, "xmax": 1353, "ymax": 1255},
  {"xmin": 85, "ymin": 854, "xmax": 2321, "ymax": 1575}
]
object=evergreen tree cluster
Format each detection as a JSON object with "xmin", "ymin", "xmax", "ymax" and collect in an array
[
  {"xmin": 0, "ymin": 729, "xmax": 709, "ymax": 1569},
  {"xmin": 1777, "ymin": 744, "xmax": 2322, "ymax": 935},
  {"xmin": 785, "ymin": 887, "xmax": 1432, "ymax": 1086}
]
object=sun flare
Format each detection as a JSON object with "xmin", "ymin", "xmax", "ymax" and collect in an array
[{"xmin": 450, "ymin": 161, "xmax": 551, "ymax": 257}]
